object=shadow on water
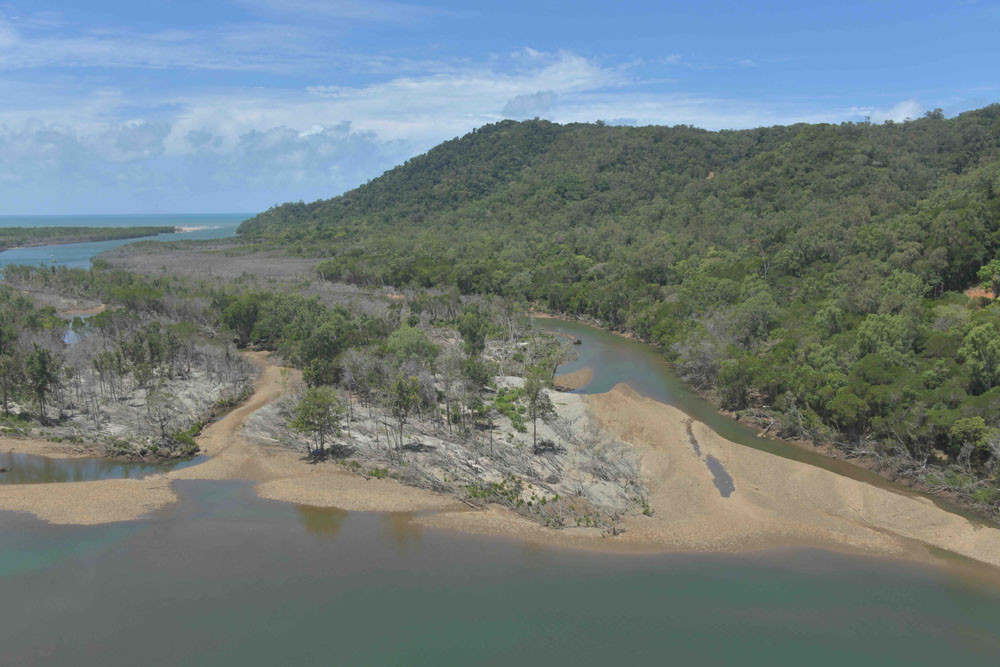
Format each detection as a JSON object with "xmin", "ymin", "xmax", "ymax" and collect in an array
[
  {"xmin": 381, "ymin": 511, "xmax": 423, "ymax": 554},
  {"xmin": 296, "ymin": 505, "xmax": 349, "ymax": 538},
  {"xmin": 538, "ymin": 317, "xmax": 991, "ymax": 524},
  {"xmin": 2, "ymin": 479, "xmax": 1000, "ymax": 666},
  {"xmin": 0, "ymin": 452, "xmax": 207, "ymax": 484}
]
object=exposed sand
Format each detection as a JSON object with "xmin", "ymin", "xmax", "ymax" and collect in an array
[
  {"xmin": 592, "ymin": 385, "xmax": 1000, "ymax": 565},
  {"xmin": 0, "ymin": 477, "xmax": 176, "ymax": 525},
  {"xmin": 554, "ymin": 367, "xmax": 593, "ymax": 391},
  {"xmin": 421, "ymin": 385, "xmax": 1000, "ymax": 571},
  {"xmin": 5, "ymin": 353, "xmax": 1000, "ymax": 574},
  {"xmin": 0, "ymin": 351, "xmax": 460, "ymax": 525},
  {"xmin": 1, "ymin": 437, "xmax": 98, "ymax": 459}
]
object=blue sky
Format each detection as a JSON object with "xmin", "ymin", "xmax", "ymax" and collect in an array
[{"xmin": 1, "ymin": 0, "xmax": 997, "ymax": 214}]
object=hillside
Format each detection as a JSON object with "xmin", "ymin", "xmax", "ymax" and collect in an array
[{"xmin": 239, "ymin": 106, "xmax": 1000, "ymax": 512}]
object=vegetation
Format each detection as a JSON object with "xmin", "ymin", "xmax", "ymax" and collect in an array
[
  {"xmin": 238, "ymin": 105, "xmax": 1000, "ymax": 512},
  {"xmin": 0, "ymin": 279, "xmax": 253, "ymax": 458},
  {"xmin": 287, "ymin": 386, "xmax": 344, "ymax": 458},
  {"xmin": 0, "ymin": 226, "xmax": 175, "ymax": 252}
]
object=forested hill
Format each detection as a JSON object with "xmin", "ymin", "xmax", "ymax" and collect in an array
[{"xmin": 240, "ymin": 105, "xmax": 1000, "ymax": 510}]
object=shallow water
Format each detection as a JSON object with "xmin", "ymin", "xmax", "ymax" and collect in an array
[
  {"xmin": 539, "ymin": 317, "xmax": 990, "ymax": 524},
  {"xmin": 2, "ymin": 226, "xmax": 1000, "ymax": 663},
  {"xmin": 0, "ymin": 452, "xmax": 207, "ymax": 484},
  {"xmin": 2, "ymin": 480, "xmax": 1000, "ymax": 666},
  {"xmin": 0, "ymin": 213, "xmax": 245, "ymax": 271}
]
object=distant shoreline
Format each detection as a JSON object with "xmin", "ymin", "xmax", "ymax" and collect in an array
[{"xmin": 0, "ymin": 225, "xmax": 178, "ymax": 253}]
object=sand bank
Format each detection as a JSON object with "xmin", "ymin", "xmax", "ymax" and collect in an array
[
  {"xmin": 0, "ymin": 476, "xmax": 176, "ymax": 525},
  {"xmin": 582, "ymin": 385, "xmax": 1000, "ymax": 566},
  {"xmin": 1, "ymin": 437, "xmax": 98, "ymax": 459},
  {"xmin": 554, "ymin": 367, "xmax": 593, "ymax": 391},
  {"xmin": 6, "ymin": 353, "xmax": 1000, "ymax": 574}
]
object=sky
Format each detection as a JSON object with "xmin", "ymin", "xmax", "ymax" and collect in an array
[{"xmin": 0, "ymin": 1, "xmax": 997, "ymax": 215}]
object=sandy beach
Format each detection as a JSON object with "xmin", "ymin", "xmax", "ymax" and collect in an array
[
  {"xmin": 4, "ymin": 352, "xmax": 1000, "ymax": 573},
  {"xmin": 553, "ymin": 367, "xmax": 593, "ymax": 390}
]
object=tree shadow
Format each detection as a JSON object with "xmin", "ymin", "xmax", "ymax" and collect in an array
[
  {"xmin": 305, "ymin": 442, "xmax": 357, "ymax": 463},
  {"xmin": 533, "ymin": 439, "xmax": 565, "ymax": 456}
]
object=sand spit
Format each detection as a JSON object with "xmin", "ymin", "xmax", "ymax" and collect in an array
[
  {"xmin": 554, "ymin": 367, "xmax": 593, "ymax": 391},
  {"xmin": 1, "ymin": 437, "xmax": 98, "ymax": 459},
  {"xmin": 5, "ymin": 352, "xmax": 1000, "ymax": 573},
  {"xmin": 585, "ymin": 385, "xmax": 1000, "ymax": 566},
  {"xmin": 0, "ymin": 477, "xmax": 176, "ymax": 525}
]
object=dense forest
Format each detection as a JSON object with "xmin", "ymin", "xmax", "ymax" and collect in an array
[
  {"xmin": 239, "ymin": 105, "xmax": 1000, "ymax": 510},
  {"xmin": 0, "ymin": 226, "xmax": 176, "ymax": 252}
]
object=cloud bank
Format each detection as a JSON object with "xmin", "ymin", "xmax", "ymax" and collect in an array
[{"xmin": 0, "ymin": 5, "xmax": 954, "ymax": 214}]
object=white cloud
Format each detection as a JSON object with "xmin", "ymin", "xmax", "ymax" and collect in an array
[
  {"xmin": 0, "ymin": 14, "xmax": 346, "ymax": 73},
  {"xmin": 863, "ymin": 99, "xmax": 923, "ymax": 124},
  {"xmin": 501, "ymin": 90, "xmax": 557, "ymax": 119},
  {"xmin": 0, "ymin": 118, "xmax": 411, "ymax": 213},
  {"xmin": 0, "ymin": 7, "xmax": 950, "ymax": 215}
]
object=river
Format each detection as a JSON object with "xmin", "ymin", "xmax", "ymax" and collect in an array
[
  {"xmin": 1, "ymin": 227, "xmax": 1000, "ymax": 665},
  {"xmin": 0, "ymin": 213, "xmax": 245, "ymax": 271}
]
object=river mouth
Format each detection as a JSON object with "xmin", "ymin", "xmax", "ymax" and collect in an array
[{"xmin": 0, "ymin": 452, "xmax": 207, "ymax": 484}]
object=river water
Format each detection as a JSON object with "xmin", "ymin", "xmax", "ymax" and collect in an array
[
  {"xmin": 1, "ymin": 224, "xmax": 1000, "ymax": 665},
  {"xmin": 0, "ymin": 213, "xmax": 244, "ymax": 271}
]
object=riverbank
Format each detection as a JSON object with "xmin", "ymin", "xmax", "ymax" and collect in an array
[
  {"xmin": 0, "ymin": 225, "xmax": 177, "ymax": 253},
  {"xmin": 554, "ymin": 367, "xmax": 593, "ymax": 391},
  {"xmin": 534, "ymin": 309, "xmax": 1000, "ymax": 527},
  {"xmin": 4, "ymin": 348, "xmax": 1000, "ymax": 574},
  {"xmin": 415, "ymin": 384, "xmax": 1000, "ymax": 570}
]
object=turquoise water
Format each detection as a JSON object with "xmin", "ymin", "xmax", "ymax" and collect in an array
[{"xmin": 0, "ymin": 213, "xmax": 246, "ymax": 271}]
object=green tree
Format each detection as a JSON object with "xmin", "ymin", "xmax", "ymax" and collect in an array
[
  {"xmin": 456, "ymin": 305, "xmax": 491, "ymax": 355},
  {"xmin": 222, "ymin": 296, "xmax": 260, "ymax": 348},
  {"xmin": 0, "ymin": 323, "xmax": 20, "ymax": 417},
  {"xmin": 950, "ymin": 416, "xmax": 990, "ymax": 467},
  {"xmin": 288, "ymin": 386, "xmax": 345, "ymax": 457},
  {"xmin": 25, "ymin": 345, "xmax": 60, "ymax": 423},
  {"xmin": 387, "ymin": 374, "xmax": 422, "ymax": 457},
  {"xmin": 523, "ymin": 367, "xmax": 555, "ymax": 451},
  {"xmin": 854, "ymin": 314, "xmax": 912, "ymax": 366},
  {"xmin": 977, "ymin": 258, "xmax": 1000, "ymax": 299},
  {"xmin": 0, "ymin": 353, "xmax": 23, "ymax": 418},
  {"xmin": 959, "ymin": 324, "xmax": 1000, "ymax": 392},
  {"xmin": 385, "ymin": 326, "xmax": 439, "ymax": 365}
]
